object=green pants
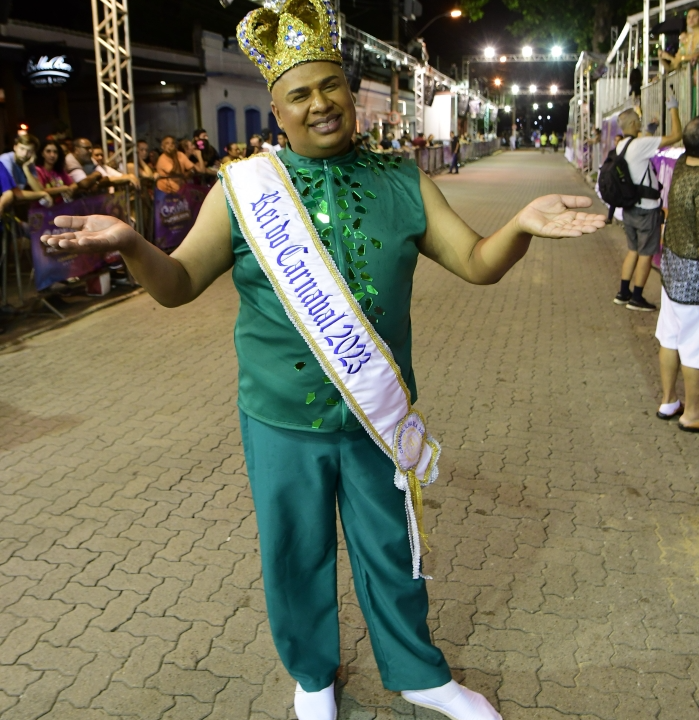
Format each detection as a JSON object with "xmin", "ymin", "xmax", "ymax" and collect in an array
[{"xmin": 240, "ymin": 411, "xmax": 451, "ymax": 692}]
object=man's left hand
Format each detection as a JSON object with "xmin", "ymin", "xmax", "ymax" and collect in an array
[{"xmin": 515, "ymin": 195, "xmax": 607, "ymax": 239}]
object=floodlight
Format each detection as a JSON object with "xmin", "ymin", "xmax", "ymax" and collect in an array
[
  {"xmin": 529, "ymin": 84, "xmax": 536, "ymax": 93},
  {"xmin": 161, "ymin": 80, "xmax": 167, "ymax": 85},
  {"xmin": 547, "ymin": 115, "xmax": 551, "ymax": 119},
  {"xmin": 504, "ymin": 105, "xmax": 511, "ymax": 112},
  {"xmin": 484, "ymin": 47, "xmax": 495, "ymax": 58},
  {"xmin": 547, "ymin": 102, "xmax": 553, "ymax": 109},
  {"xmin": 533, "ymin": 103, "xmax": 538, "ymax": 110},
  {"xmin": 550, "ymin": 84, "xmax": 558, "ymax": 94},
  {"xmin": 494, "ymin": 78, "xmax": 502, "ymax": 87},
  {"xmin": 522, "ymin": 45, "xmax": 533, "ymax": 57},
  {"xmin": 538, "ymin": 115, "xmax": 542, "ymax": 119},
  {"xmin": 500, "ymin": 55, "xmax": 507, "ymax": 63},
  {"xmin": 551, "ymin": 46, "xmax": 562, "ymax": 58},
  {"xmin": 512, "ymin": 84, "xmax": 519, "ymax": 94}
]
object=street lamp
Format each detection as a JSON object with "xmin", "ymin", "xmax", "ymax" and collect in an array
[
  {"xmin": 512, "ymin": 84, "xmax": 519, "ymax": 94},
  {"xmin": 494, "ymin": 77, "xmax": 502, "ymax": 87},
  {"xmin": 529, "ymin": 84, "xmax": 536, "ymax": 93},
  {"xmin": 551, "ymin": 46, "xmax": 562, "ymax": 58},
  {"xmin": 533, "ymin": 103, "xmax": 539, "ymax": 110},
  {"xmin": 547, "ymin": 102, "xmax": 553, "ymax": 109},
  {"xmin": 504, "ymin": 105, "xmax": 511, "ymax": 112},
  {"xmin": 522, "ymin": 45, "xmax": 533, "ymax": 58},
  {"xmin": 484, "ymin": 46, "xmax": 495, "ymax": 58},
  {"xmin": 550, "ymin": 84, "xmax": 558, "ymax": 94},
  {"xmin": 500, "ymin": 55, "xmax": 507, "ymax": 63},
  {"xmin": 410, "ymin": 7, "xmax": 463, "ymax": 40}
]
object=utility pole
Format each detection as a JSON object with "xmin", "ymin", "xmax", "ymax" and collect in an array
[{"xmin": 391, "ymin": 0, "xmax": 400, "ymax": 114}]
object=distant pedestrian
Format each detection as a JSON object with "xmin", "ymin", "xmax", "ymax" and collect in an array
[
  {"xmin": 509, "ymin": 129, "xmax": 517, "ymax": 151},
  {"xmin": 541, "ymin": 132, "xmax": 548, "ymax": 153},
  {"xmin": 532, "ymin": 130, "xmax": 541, "ymax": 149},
  {"xmin": 449, "ymin": 131, "xmax": 460, "ymax": 173},
  {"xmin": 613, "ymin": 101, "xmax": 681, "ymax": 311},
  {"xmin": 413, "ymin": 132, "xmax": 427, "ymax": 148},
  {"xmin": 550, "ymin": 132, "xmax": 559, "ymax": 152},
  {"xmin": 260, "ymin": 128, "xmax": 274, "ymax": 152},
  {"xmin": 655, "ymin": 117, "xmax": 699, "ymax": 431}
]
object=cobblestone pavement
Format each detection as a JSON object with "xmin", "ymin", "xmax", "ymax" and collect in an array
[{"xmin": 1, "ymin": 150, "xmax": 698, "ymax": 720}]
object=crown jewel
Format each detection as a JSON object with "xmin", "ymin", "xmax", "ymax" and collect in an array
[{"xmin": 237, "ymin": 0, "xmax": 342, "ymax": 90}]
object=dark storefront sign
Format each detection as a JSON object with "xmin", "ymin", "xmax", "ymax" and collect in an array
[{"xmin": 24, "ymin": 52, "xmax": 76, "ymax": 88}]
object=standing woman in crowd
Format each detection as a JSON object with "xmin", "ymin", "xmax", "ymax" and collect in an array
[
  {"xmin": 31, "ymin": 139, "xmax": 77, "ymax": 204},
  {"xmin": 128, "ymin": 140, "xmax": 156, "ymax": 181}
]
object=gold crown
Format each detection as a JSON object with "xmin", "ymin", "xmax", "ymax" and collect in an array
[{"xmin": 237, "ymin": 0, "xmax": 342, "ymax": 90}]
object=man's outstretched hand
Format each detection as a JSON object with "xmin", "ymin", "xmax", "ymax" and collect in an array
[
  {"xmin": 40, "ymin": 215, "xmax": 139, "ymax": 254},
  {"xmin": 515, "ymin": 195, "xmax": 607, "ymax": 239}
]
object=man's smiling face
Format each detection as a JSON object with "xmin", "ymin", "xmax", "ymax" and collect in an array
[{"xmin": 270, "ymin": 62, "xmax": 356, "ymax": 159}]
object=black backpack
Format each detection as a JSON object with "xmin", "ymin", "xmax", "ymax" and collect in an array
[{"xmin": 598, "ymin": 138, "xmax": 661, "ymax": 209}]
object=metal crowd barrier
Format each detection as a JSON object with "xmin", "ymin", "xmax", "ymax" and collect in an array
[{"xmin": 380, "ymin": 140, "xmax": 499, "ymax": 174}]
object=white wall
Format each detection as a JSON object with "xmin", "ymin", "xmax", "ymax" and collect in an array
[
  {"xmin": 354, "ymin": 78, "xmax": 415, "ymax": 135},
  {"xmin": 199, "ymin": 31, "xmax": 274, "ymax": 153},
  {"xmin": 424, "ymin": 92, "xmax": 456, "ymax": 141}
]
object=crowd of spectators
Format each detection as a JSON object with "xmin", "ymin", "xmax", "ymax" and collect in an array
[{"xmin": 0, "ymin": 125, "xmax": 296, "ymax": 218}]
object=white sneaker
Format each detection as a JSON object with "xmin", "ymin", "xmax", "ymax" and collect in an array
[
  {"xmin": 294, "ymin": 681, "xmax": 337, "ymax": 720},
  {"xmin": 402, "ymin": 680, "xmax": 502, "ymax": 720}
]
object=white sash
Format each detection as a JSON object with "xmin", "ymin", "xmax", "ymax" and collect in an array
[{"xmin": 220, "ymin": 152, "xmax": 440, "ymax": 578}]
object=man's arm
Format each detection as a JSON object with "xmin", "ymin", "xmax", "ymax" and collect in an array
[
  {"xmin": 41, "ymin": 182, "xmax": 234, "ymax": 307},
  {"xmin": 418, "ymin": 171, "xmax": 606, "ymax": 285},
  {"xmin": 660, "ymin": 104, "xmax": 682, "ymax": 147}
]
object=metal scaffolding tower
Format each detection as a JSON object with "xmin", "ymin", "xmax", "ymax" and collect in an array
[
  {"xmin": 91, "ymin": 0, "xmax": 138, "ymax": 178},
  {"xmin": 414, "ymin": 66, "xmax": 425, "ymax": 134}
]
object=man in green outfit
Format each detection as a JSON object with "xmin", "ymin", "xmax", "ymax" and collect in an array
[{"xmin": 42, "ymin": 2, "xmax": 605, "ymax": 717}]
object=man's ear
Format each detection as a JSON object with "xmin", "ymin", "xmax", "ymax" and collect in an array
[{"xmin": 270, "ymin": 101, "xmax": 284, "ymax": 131}]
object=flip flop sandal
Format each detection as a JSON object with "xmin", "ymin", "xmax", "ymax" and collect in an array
[{"xmin": 657, "ymin": 404, "xmax": 684, "ymax": 420}]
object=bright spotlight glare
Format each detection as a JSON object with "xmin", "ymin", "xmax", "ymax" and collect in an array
[
  {"xmin": 547, "ymin": 102, "xmax": 553, "ymax": 109},
  {"xmin": 529, "ymin": 84, "xmax": 537, "ymax": 93},
  {"xmin": 551, "ymin": 45, "xmax": 562, "ymax": 57},
  {"xmin": 494, "ymin": 78, "xmax": 502, "ymax": 86},
  {"xmin": 484, "ymin": 47, "xmax": 495, "ymax": 58},
  {"xmin": 538, "ymin": 115, "xmax": 542, "ymax": 119},
  {"xmin": 550, "ymin": 84, "xmax": 558, "ymax": 94},
  {"xmin": 522, "ymin": 45, "xmax": 533, "ymax": 57},
  {"xmin": 504, "ymin": 105, "xmax": 511, "ymax": 112},
  {"xmin": 500, "ymin": 55, "xmax": 507, "ymax": 63},
  {"xmin": 512, "ymin": 84, "xmax": 520, "ymax": 94},
  {"xmin": 533, "ymin": 103, "xmax": 539, "ymax": 110},
  {"xmin": 547, "ymin": 115, "xmax": 551, "ymax": 119},
  {"xmin": 450, "ymin": 8, "xmax": 463, "ymax": 17}
]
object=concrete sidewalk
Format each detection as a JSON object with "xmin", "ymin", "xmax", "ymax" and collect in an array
[{"xmin": 0, "ymin": 150, "xmax": 697, "ymax": 720}]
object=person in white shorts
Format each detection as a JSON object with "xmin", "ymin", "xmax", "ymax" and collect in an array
[{"xmin": 655, "ymin": 117, "xmax": 699, "ymax": 432}]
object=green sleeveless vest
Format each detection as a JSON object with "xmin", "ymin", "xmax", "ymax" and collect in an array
[{"xmin": 224, "ymin": 145, "xmax": 426, "ymax": 432}]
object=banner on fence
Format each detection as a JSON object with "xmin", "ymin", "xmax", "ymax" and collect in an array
[
  {"xmin": 28, "ymin": 191, "xmax": 128, "ymax": 292},
  {"xmin": 154, "ymin": 182, "xmax": 211, "ymax": 251},
  {"xmin": 652, "ymin": 146, "xmax": 684, "ymax": 209}
]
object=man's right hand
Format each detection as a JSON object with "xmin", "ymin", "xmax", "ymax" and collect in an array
[{"xmin": 41, "ymin": 215, "xmax": 138, "ymax": 254}]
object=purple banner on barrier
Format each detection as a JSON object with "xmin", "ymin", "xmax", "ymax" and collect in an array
[
  {"xmin": 154, "ymin": 183, "xmax": 210, "ymax": 251},
  {"xmin": 28, "ymin": 192, "xmax": 128, "ymax": 292},
  {"xmin": 651, "ymin": 146, "xmax": 684, "ymax": 209}
]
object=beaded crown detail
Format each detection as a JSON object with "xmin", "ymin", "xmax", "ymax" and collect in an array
[{"xmin": 237, "ymin": 0, "xmax": 341, "ymax": 90}]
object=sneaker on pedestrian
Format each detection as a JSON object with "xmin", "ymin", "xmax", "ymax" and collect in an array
[
  {"xmin": 626, "ymin": 297, "xmax": 657, "ymax": 311},
  {"xmin": 613, "ymin": 291, "xmax": 632, "ymax": 305}
]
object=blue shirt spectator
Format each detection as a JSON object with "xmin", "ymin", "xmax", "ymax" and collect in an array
[
  {"xmin": 0, "ymin": 135, "xmax": 38, "ymax": 190},
  {"xmin": 0, "ymin": 161, "xmax": 16, "ymax": 194}
]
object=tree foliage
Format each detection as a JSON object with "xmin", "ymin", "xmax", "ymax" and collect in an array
[{"xmin": 461, "ymin": 0, "xmax": 643, "ymax": 53}]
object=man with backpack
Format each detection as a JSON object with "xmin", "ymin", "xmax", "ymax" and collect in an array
[{"xmin": 610, "ymin": 101, "xmax": 681, "ymax": 310}]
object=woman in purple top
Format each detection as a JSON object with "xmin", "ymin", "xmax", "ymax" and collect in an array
[{"xmin": 34, "ymin": 140, "xmax": 77, "ymax": 204}]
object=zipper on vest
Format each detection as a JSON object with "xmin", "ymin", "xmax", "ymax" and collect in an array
[{"xmin": 324, "ymin": 159, "xmax": 349, "ymax": 429}]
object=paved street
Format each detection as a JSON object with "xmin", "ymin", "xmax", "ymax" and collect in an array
[{"xmin": 1, "ymin": 149, "xmax": 698, "ymax": 720}]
